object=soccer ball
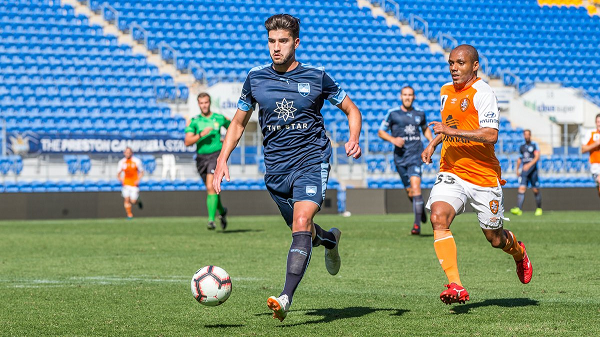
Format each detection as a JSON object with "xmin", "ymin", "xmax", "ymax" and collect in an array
[{"xmin": 191, "ymin": 266, "xmax": 232, "ymax": 306}]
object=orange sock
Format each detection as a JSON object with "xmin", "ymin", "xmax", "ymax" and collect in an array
[
  {"xmin": 502, "ymin": 230, "xmax": 524, "ymax": 261},
  {"xmin": 433, "ymin": 229, "xmax": 461, "ymax": 286},
  {"xmin": 125, "ymin": 202, "xmax": 133, "ymax": 218}
]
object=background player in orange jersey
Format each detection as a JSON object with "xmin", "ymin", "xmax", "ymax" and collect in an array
[
  {"xmin": 421, "ymin": 45, "xmax": 532, "ymax": 305},
  {"xmin": 117, "ymin": 147, "xmax": 144, "ymax": 219},
  {"xmin": 581, "ymin": 113, "xmax": 600, "ymax": 198}
]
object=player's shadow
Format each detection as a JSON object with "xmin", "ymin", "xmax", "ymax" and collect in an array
[
  {"xmin": 263, "ymin": 306, "xmax": 409, "ymax": 326},
  {"xmin": 204, "ymin": 324, "xmax": 245, "ymax": 328},
  {"xmin": 219, "ymin": 229, "xmax": 264, "ymax": 234},
  {"xmin": 450, "ymin": 298, "xmax": 539, "ymax": 315}
]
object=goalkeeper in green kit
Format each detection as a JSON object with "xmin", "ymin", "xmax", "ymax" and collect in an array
[{"xmin": 185, "ymin": 92, "xmax": 231, "ymax": 230}]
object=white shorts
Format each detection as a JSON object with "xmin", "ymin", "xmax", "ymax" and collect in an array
[
  {"xmin": 121, "ymin": 185, "xmax": 140, "ymax": 201},
  {"xmin": 425, "ymin": 172, "xmax": 508, "ymax": 229},
  {"xmin": 591, "ymin": 163, "xmax": 600, "ymax": 175}
]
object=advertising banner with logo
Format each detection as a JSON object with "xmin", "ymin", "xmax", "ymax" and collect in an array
[
  {"xmin": 5, "ymin": 132, "xmax": 196, "ymax": 155},
  {"xmin": 520, "ymin": 86, "xmax": 585, "ymax": 124}
]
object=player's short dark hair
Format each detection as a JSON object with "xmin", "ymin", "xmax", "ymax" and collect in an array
[
  {"xmin": 454, "ymin": 44, "xmax": 479, "ymax": 63},
  {"xmin": 401, "ymin": 86, "xmax": 415, "ymax": 95},
  {"xmin": 523, "ymin": 129, "xmax": 531, "ymax": 134},
  {"xmin": 125, "ymin": 147, "xmax": 132, "ymax": 152},
  {"xmin": 264, "ymin": 14, "xmax": 300, "ymax": 40},
  {"xmin": 197, "ymin": 92, "xmax": 211, "ymax": 103},
  {"xmin": 596, "ymin": 113, "xmax": 600, "ymax": 120}
]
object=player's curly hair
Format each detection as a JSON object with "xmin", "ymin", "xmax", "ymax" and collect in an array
[{"xmin": 264, "ymin": 14, "xmax": 300, "ymax": 39}]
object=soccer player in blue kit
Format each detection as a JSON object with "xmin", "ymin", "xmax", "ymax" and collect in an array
[
  {"xmin": 510, "ymin": 129, "xmax": 542, "ymax": 216},
  {"xmin": 213, "ymin": 14, "xmax": 362, "ymax": 322},
  {"xmin": 378, "ymin": 86, "xmax": 433, "ymax": 235}
]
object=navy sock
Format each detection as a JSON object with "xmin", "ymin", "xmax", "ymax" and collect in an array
[
  {"xmin": 535, "ymin": 191, "xmax": 542, "ymax": 208},
  {"xmin": 517, "ymin": 192, "xmax": 525, "ymax": 209},
  {"xmin": 281, "ymin": 231, "xmax": 312, "ymax": 303},
  {"xmin": 312, "ymin": 223, "xmax": 337, "ymax": 249},
  {"xmin": 413, "ymin": 195, "xmax": 424, "ymax": 225}
]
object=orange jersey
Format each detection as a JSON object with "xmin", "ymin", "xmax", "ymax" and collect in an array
[
  {"xmin": 582, "ymin": 130, "xmax": 600, "ymax": 164},
  {"xmin": 118, "ymin": 156, "xmax": 143, "ymax": 186},
  {"xmin": 439, "ymin": 78, "xmax": 501, "ymax": 187}
]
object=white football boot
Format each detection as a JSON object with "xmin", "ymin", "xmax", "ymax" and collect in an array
[{"xmin": 324, "ymin": 228, "xmax": 342, "ymax": 275}]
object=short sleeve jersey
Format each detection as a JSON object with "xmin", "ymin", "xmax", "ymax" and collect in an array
[
  {"xmin": 582, "ymin": 129, "xmax": 600, "ymax": 164},
  {"xmin": 118, "ymin": 156, "xmax": 143, "ymax": 186},
  {"xmin": 185, "ymin": 113, "xmax": 230, "ymax": 155},
  {"xmin": 379, "ymin": 107, "xmax": 427, "ymax": 166},
  {"xmin": 237, "ymin": 63, "xmax": 346, "ymax": 174},
  {"xmin": 519, "ymin": 142, "xmax": 539, "ymax": 170},
  {"xmin": 438, "ymin": 78, "xmax": 501, "ymax": 187}
]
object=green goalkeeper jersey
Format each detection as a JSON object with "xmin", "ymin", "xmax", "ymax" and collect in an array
[{"xmin": 185, "ymin": 113, "xmax": 231, "ymax": 155}]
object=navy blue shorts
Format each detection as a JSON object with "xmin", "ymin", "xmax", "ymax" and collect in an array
[
  {"xmin": 394, "ymin": 162, "xmax": 422, "ymax": 188},
  {"xmin": 264, "ymin": 162, "xmax": 330, "ymax": 228},
  {"xmin": 519, "ymin": 169, "xmax": 540, "ymax": 188}
]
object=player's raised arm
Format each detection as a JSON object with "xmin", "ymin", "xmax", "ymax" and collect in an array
[
  {"xmin": 213, "ymin": 107, "xmax": 254, "ymax": 194},
  {"xmin": 337, "ymin": 95, "xmax": 362, "ymax": 159}
]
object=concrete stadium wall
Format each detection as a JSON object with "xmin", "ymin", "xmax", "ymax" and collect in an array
[
  {"xmin": 346, "ymin": 188, "xmax": 599, "ymax": 215},
  {"xmin": 0, "ymin": 189, "xmax": 338, "ymax": 220}
]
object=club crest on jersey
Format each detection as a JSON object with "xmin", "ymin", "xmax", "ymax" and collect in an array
[
  {"xmin": 415, "ymin": 116, "xmax": 421, "ymax": 124},
  {"xmin": 489, "ymin": 200, "xmax": 499, "ymax": 215},
  {"xmin": 298, "ymin": 83, "xmax": 310, "ymax": 97},
  {"xmin": 460, "ymin": 98, "xmax": 470, "ymax": 112},
  {"xmin": 306, "ymin": 185, "xmax": 317, "ymax": 197}
]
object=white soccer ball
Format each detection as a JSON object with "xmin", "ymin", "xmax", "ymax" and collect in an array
[{"xmin": 191, "ymin": 266, "xmax": 232, "ymax": 306}]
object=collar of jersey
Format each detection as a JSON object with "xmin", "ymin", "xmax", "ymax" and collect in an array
[{"xmin": 270, "ymin": 62, "xmax": 303, "ymax": 76}]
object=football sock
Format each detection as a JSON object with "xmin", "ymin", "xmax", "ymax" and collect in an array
[
  {"xmin": 207, "ymin": 194, "xmax": 218, "ymax": 222},
  {"xmin": 281, "ymin": 231, "xmax": 312, "ymax": 304},
  {"xmin": 312, "ymin": 223, "xmax": 337, "ymax": 249},
  {"xmin": 502, "ymin": 230, "xmax": 525, "ymax": 261},
  {"xmin": 517, "ymin": 192, "xmax": 525, "ymax": 209},
  {"xmin": 124, "ymin": 202, "xmax": 133, "ymax": 218},
  {"xmin": 413, "ymin": 195, "xmax": 424, "ymax": 225},
  {"xmin": 534, "ymin": 191, "xmax": 542, "ymax": 208},
  {"xmin": 433, "ymin": 229, "xmax": 461, "ymax": 286},
  {"xmin": 216, "ymin": 194, "xmax": 225, "ymax": 215}
]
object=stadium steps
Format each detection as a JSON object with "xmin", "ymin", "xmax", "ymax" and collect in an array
[{"xmin": 60, "ymin": 0, "xmax": 196, "ymax": 88}]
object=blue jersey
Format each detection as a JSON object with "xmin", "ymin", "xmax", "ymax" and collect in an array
[
  {"xmin": 237, "ymin": 63, "xmax": 346, "ymax": 174},
  {"xmin": 379, "ymin": 107, "xmax": 427, "ymax": 166},
  {"xmin": 519, "ymin": 141, "xmax": 539, "ymax": 170}
]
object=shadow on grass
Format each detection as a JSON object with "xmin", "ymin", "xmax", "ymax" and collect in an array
[
  {"xmin": 417, "ymin": 234, "xmax": 434, "ymax": 238},
  {"xmin": 255, "ymin": 306, "xmax": 409, "ymax": 326},
  {"xmin": 204, "ymin": 324, "xmax": 245, "ymax": 328},
  {"xmin": 450, "ymin": 298, "xmax": 539, "ymax": 315},
  {"xmin": 219, "ymin": 229, "xmax": 264, "ymax": 234}
]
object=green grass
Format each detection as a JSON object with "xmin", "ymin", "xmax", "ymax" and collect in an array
[{"xmin": 1, "ymin": 211, "xmax": 599, "ymax": 336}]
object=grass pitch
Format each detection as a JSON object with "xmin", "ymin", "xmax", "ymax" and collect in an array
[{"xmin": 1, "ymin": 211, "xmax": 599, "ymax": 336}]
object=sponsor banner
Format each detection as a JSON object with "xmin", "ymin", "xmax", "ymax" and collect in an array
[
  {"xmin": 521, "ymin": 85, "xmax": 584, "ymax": 124},
  {"xmin": 6, "ymin": 132, "xmax": 196, "ymax": 154}
]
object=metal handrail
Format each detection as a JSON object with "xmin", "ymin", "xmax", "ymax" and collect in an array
[
  {"xmin": 130, "ymin": 23, "xmax": 148, "ymax": 47},
  {"xmin": 479, "ymin": 54, "xmax": 490, "ymax": 75},
  {"xmin": 437, "ymin": 32, "xmax": 458, "ymax": 51},
  {"xmin": 159, "ymin": 42, "xmax": 177, "ymax": 68},
  {"xmin": 409, "ymin": 14, "xmax": 428, "ymax": 38},
  {"xmin": 188, "ymin": 60, "xmax": 207, "ymax": 83},
  {"xmin": 100, "ymin": 3, "xmax": 119, "ymax": 27}
]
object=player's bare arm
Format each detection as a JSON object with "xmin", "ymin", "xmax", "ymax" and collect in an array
[
  {"xmin": 421, "ymin": 133, "xmax": 444, "ymax": 164},
  {"xmin": 523, "ymin": 150, "xmax": 540, "ymax": 172},
  {"xmin": 337, "ymin": 95, "xmax": 362, "ymax": 159},
  {"xmin": 135, "ymin": 171, "xmax": 144, "ymax": 186},
  {"xmin": 213, "ymin": 108, "xmax": 254, "ymax": 194},
  {"xmin": 184, "ymin": 127, "xmax": 214, "ymax": 146},
  {"xmin": 581, "ymin": 140, "xmax": 600, "ymax": 153},
  {"xmin": 516, "ymin": 157, "xmax": 522, "ymax": 176},
  {"xmin": 422, "ymin": 125, "xmax": 434, "ymax": 142},
  {"xmin": 429, "ymin": 121, "xmax": 498, "ymax": 144},
  {"xmin": 378, "ymin": 129, "xmax": 405, "ymax": 148}
]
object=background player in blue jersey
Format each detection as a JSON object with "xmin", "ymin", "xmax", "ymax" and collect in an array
[
  {"xmin": 378, "ymin": 86, "xmax": 433, "ymax": 235},
  {"xmin": 510, "ymin": 129, "xmax": 542, "ymax": 216},
  {"xmin": 212, "ymin": 14, "xmax": 362, "ymax": 322}
]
